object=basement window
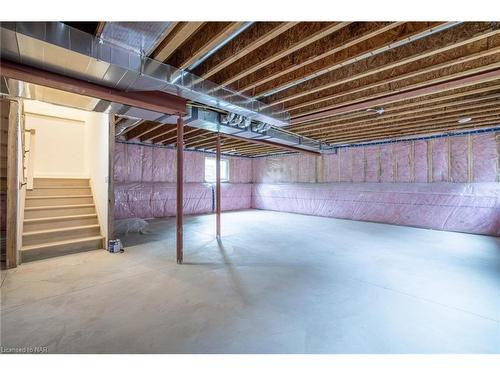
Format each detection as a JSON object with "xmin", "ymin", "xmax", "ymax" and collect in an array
[{"xmin": 205, "ymin": 157, "xmax": 229, "ymax": 183}]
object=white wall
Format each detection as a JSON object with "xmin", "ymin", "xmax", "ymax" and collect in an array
[
  {"xmin": 85, "ymin": 111, "xmax": 109, "ymax": 240},
  {"xmin": 24, "ymin": 101, "xmax": 88, "ymax": 178},
  {"xmin": 23, "ymin": 100, "xmax": 109, "ymax": 240}
]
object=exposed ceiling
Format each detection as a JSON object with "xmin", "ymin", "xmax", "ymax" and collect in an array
[{"xmin": 101, "ymin": 22, "xmax": 500, "ymax": 155}]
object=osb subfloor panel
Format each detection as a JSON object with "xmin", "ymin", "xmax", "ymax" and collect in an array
[{"xmin": 1, "ymin": 210, "xmax": 499, "ymax": 353}]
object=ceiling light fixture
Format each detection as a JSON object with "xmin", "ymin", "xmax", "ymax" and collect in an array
[
  {"xmin": 458, "ymin": 117, "xmax": 472, "ymax": 124},
  {"xmin": 366, "ymin": 107, "xmax": 384, "ymax": 115}
]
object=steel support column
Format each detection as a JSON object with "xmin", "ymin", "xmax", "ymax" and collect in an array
[
  {"xmin": 216, "ymin": 133, "xmax": 221, "ymax": 238},
  {"xmin": 176, "ymin": 116, "xmax": 184, "ymax": 264}
]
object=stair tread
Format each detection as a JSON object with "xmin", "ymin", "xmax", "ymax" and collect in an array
[
  {"xmin": 24, "ymin": 213, "xmax": 98, "ymax": 223},
  {"xmin": 25, "ymin": 203, "xmax": 95, "ymax": 210},
  {"xmin": 26, "ymin": 195, "xmax": 93, "ymax": 199},
  {"xmin": 21, "ymin": 236, "xmax": 104, "ymax": 251},
  {"xmin": 23, "ymin": 224, "xmax": 100, "ymax": 236}
]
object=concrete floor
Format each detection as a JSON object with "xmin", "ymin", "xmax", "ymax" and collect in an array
[{"xmin": 1, "ymin": 209, "xmax": 499, "ymax": 353}]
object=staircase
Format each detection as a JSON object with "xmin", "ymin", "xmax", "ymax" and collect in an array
[{"xmin": 21, "ymin": 178, "xmax": 104, "ymax": 262}]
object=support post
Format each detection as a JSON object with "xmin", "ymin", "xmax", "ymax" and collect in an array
[
  {"xmin": 176, "ymin": 116, "xmax": 184, "ymax": 264},
  {"xmin": 107, "ymin": 115, "xmax": 115, "ymax": 246},
  {"xmin": 216, "ymin": 133, "xmax": 221, "ymax": 238}
]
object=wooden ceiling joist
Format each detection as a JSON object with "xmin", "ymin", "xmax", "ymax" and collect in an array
[
  {"xmin": 289, "ymin": 82, "xmax": 500, "ymax": 132},
  {"xmin": 125, "ymin": 122, "xmax": 163, "ymax": 140},
  {"xmin": 191, "ymin": 22, "xmax": 297, "ymax": 79},
  {"xmin": 139, "ymin": 124, "xmax": 177, "ymax": 143},
  {"xmin": 151, "ymin": 22, "xmax": 204, "ymax": 62},
  {"xmin": 208, "ymin": 22, "xmax": 349, "ymax": 87},
  {"xmin": 247, "ymin": 22, "xmax": 444, "ymax": 98},
  {"xmin": 325, "ymin": 117, "xmax": 500, "ymax": 145},
  {"xmin": 294, "ymin": 94, "xmax": 500, "ymax": 135},
  {"xmin": 313, "ymin": 106, "xmax": 500, "ymax": 141},
  {"xmin": 265, "ymin": 23, "xmax": 500, "ymax": 107},
  {"xmin": 166, "ymin": 22, "xmax": 245, "ymax": 70},
  {"xmin": 287, "ymin": 83, "xmax": 500, "ymax": 132},
  {"xmin": 233, "ymin": 22, "xmax": 405, "ymax": 94},
  {"xmin": 291, "ymin": 67, "xmax": 500, "ymax": 125},
  {"xmin": 286, "ymin": 48, "xmax": 500, "ymax": 118}
]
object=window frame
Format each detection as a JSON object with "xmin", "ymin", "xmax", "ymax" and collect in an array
[{"xmin": 204, "ymin": 156, "xmax": 229, "ymax": 183}]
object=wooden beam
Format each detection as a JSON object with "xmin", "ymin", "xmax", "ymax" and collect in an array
[
  {"xmin": 139, "ymin": 124, "xmax": 177, "ymax": 142},
  {"xmin": 1, "ymin": 60, "xmax": 187, "ymax": 116},
  {"xmin": 151, "ymin": 22, "xmax": 204, "ymax": 62},
  {"xmin": 316, "ymin": 106, "xmax": 500, "ymax": 141},
  {"xmin": 95, "ymin": 22, "xmax": 106, "ymax": 37},
  {"xmin": 289, "ymin": 65, "xmax": 500, "ymax": 120},
  {"xmin": 192, "ymin": 22, "xmax": 297, "ymax": 79},
  {"xmin": 126, "ymin": 122, "xmax": 162, "ymax": 141},
  {"xmin": 291, "ymin": 67, "xmax": 500, "ymax": 125},
  {"xmin": 221, "ymin": 133, "xmax": 320, "ymax": 156},
  {"xmin": 295, "ymin": 94, "xmax": 500, "ymax": 135},
  {"xmin": 166, "ymin": 22, "xmax": 245, "ymax": 70},
  {"xmin": 325, "ymin": 117, "xmax": 500, "ymax": 144},
  {"xmin": 289, "ymin": 86, "xmax": 500, "ymax": 131},
  {"xmin": 161, "ymin": 127, "xmax": 201, "ymax": 145},
  {"xmin": 284, "ymin": 39, "xmax": 500, "ymax": 116},
  {"xmin": 241, "ymin": 22, "xmax": 439, "ymax": 95},
  {"xmin": 184, "ymin": 133, "xmax": 219, "ymax": 148},
  {"xmin": 208, "ymin": 22, "xmax": 349, "ymax": 87},
  {"xmin": 265, "ymin": 23, "xmax": 500, "ymax": 106}
]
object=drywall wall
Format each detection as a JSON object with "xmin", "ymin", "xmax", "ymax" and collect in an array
[
  {"xmin": 85, "ymin": 111, "xmax": 109, "ymax": 239},
  {"xmin": 25, "ymin": 113, "xmax": 87, "ymax": 178}
]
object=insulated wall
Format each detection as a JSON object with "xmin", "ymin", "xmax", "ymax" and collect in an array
[
  {"xmin": 252, "ymin": 132, "xmax": 500, "ymax": 236},
  {"xmin": 114, "ymin": 142, "xmax": 252, "ymax": 219}
]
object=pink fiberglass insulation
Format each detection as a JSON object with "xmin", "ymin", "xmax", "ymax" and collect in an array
[
  {"xmin": 473, "ymin": 132, "xmax": 498, "ymax": 182},
  {"xmin": 252, "ymin": 154, "xmax": 316, "ymax": 183},
  {"xmin": 141, "ymin": 145, "xmax": 153, "ymax": 182},
  {"xmin": 431, "ymin": 138, "xmax": 449, "ymax": 182},
  {"xmin": 114, "ymin": 182, "xmax": 253, "ymax": 219},
  {"xmin": 413, "ymin": 140, "xmax": 428, "ymax": 183},
  {"xmin": 450, "ymin": 136, "xmax": 468, "ymax": 182},
  {"xmin": 115, "ymin": 142, "xmax": 252, "ymax": 184},
  {"xmin": 229, "ymin": 157, "xmax": 253, "ymax": 183},
  {"xmin": 339, "ymin": 148, "xmax": 352, "ymax": 182},
  {"xmin": 151, "ymin": 147, "xmax": 171, "ymax": 182},
  {"xmin": 394, "ymin": 142, "xmax": 411, "ymax": 182},
  {"xmin": 252, "ymin": 182, "xmax": 500, "ymax": 236},
  {"xmin": 352, "ymin": 148, "xmax": 365, "ymax": 182},
  {"xmin": 379, "ymin": 144, "xmax": 394, "ymax": 182},
  {"xmin": 322, "ymin": 153, "xmax": 338, "ymax": 182},
  {"xmin": 114, "ymin": 142, "xmax": 127, "ymax": 183},
  {"xmin": 127, "ymin": 144, "xmax": 143, "ymax": 182},
  {"xmin": 298, "ymin": 154, "xmax": 316, "ymax": 182},
  {"xmin": 365, "ymin": 146, "xmax": 379, "ymax": 182},
  {"xmin": 221, "ymin": 183, "xmax": 253, "ymax": 211}
]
